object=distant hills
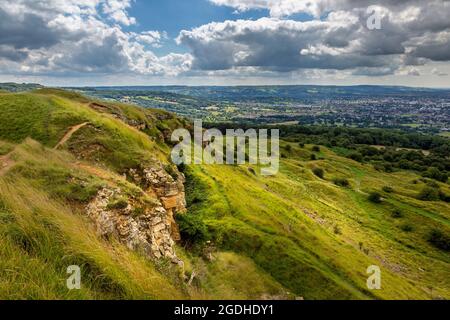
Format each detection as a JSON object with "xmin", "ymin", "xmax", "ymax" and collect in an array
[
  {"xmin": 72, "ymin": 85, "xmax": 450, "ymax": 102},
  {"xmin": 0, "ymin": 83, "xmax": 44, "ymax": 92}
]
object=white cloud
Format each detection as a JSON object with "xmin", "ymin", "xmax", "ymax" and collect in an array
[
  {"xmin": 135, "ymin": 31, "xmax": 167, "ymax": 48},
  {"xmin": 0, "ymin": 0, "xmax": 191, "ymax": 77},
  {"xmin": 102, "ymin": 0, "xmax": 136, "ymax": 26}
]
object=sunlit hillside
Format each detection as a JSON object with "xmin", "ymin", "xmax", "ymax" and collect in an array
[{"xmin": 0, "ymin": 89, "xmax": 448, "ymax": 300}]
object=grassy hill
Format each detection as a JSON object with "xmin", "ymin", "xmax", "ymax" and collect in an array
[{"xmin": 0, "ymin": 89, "xmax": 448, "ymax": 300}]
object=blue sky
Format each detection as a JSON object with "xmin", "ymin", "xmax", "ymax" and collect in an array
[
  {"xmin": 126, "ymin": 0, "xmax": 312, "ymax": 55},
  {"xmin": 126, "ymin": 0, "xmax": 269, "ymax": 55},
  {"xmin": 0, "ymin": 0, "xmax": 450, "ymax": 87},
  {"xmin": 129, "ymin": 0, "xmax": 267, "ymax": 36}
]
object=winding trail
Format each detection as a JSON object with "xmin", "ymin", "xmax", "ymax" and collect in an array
[{"xmin": 54, "ymin": 122, "xmax": 89, "ymax": 150}]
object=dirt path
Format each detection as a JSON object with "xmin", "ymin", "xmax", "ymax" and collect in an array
[
  {"xmin": 0, "ymin": 153, "xmax": 14, "ymax": 176},
  {"xmin": 54, "ymin": 122, "xmax": 89, "ymax": 150}
]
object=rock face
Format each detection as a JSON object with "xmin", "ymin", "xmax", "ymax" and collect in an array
[
  {"xmin": 129, "ymin": 165, "xmax": 187, "ymax": 241},
  {"xmin": 85, "ymin": 163, "xmax": 186, "ymax": 264}
]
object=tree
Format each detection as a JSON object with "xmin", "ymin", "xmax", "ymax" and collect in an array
[{"xmin": 418, "ymin": 186, "xmax": 440, "ymax": 201}]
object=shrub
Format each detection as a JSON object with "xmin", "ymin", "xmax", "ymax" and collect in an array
[
  {"xmin": 164, "ymin": 164, "xmax": 178, "ymax": 180},
  {"xmin": 348, "ymin": 152, "xmax": 363, "ymax": 162},
  {"xmin": 107, "ymin": 197, "xmax": 129, "ymax": 210},
  {"xmin": 299, "ymin": 142, "xmax": 305, "ymax": 148},
  {"xmin": 312, "ymin": 145, "xmax": 321, "ymax": 152},
  {"xmin": 333, "ymin": 225, "xmax": 342, "ymax": 235},
  {"xmin": 368, "ymin": 192, "xmax": 382, "ymax": 203},
  {"xmin": 382, "ymin": 186, "xmax": 394, "ymax": 193},
  {"xmin": 400, "ymin": 224, "xmax": 414, "ymax": 232},
  {"xmin": 333, "ymin": 178, "xmax": 350, "ymax": 187},
  {"xmin": 176, "ymin": 213, "xmax": 210, "ymax": 247},
  {"xmin": 423, "ymin": 167, "xmax": 448, "ymax": 183},
  {"xmin": 439, "ymin": 191, "xmax": 450, "ymax": 203},
  {"xmin": 310, "ymin": 154, "xmax": 317, "ymax": 161},
  {"xmin": 391, "ymin": 209, "xmax": 403, "ymax": 218},
  {"xmin": 417, "ymin": 187, "xmax": 440, "ymax": 201},
  {"xmin": 312, "ymin": 168, "xmax": 324, "ymax": 179},
  {"xmin": 427, "ymin": 229, "xmax": 450, "ymax": 251},
  {"xmin": 285, "ymin": 145, "xmax": 292, "ymax": 152}
]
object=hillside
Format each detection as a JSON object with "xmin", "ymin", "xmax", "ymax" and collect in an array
[{"xmin": 0, "ymin": 89, "xmax": 449, "ymax": 300}]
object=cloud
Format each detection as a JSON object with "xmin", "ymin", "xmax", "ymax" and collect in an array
[
  {"xmin": 1, "ymin": 0, "xmax": 450, "ymax": 83},
  {"xmin": 178, "ymin": 1, "xmax": 450, "ymax": 76},
  {"xmin": 177, "ymin": 15, "xmax": 401, "ymax": 73},
  {"xmin": 135, "ymin": 31, "xmax": 167, "ymax": 48},
  {"xmin": 0, "ymin": 0, "xmax": 191, "ymax": 76},
  {"xmin": 102, "ymin": 0, "xmax": 136, "ymax": 26},
  {"xmin": 431, "ymin": 68, "xmax": 448, "ymax": 76},
  {"xmin": 209, "ymin": 0, "xmax": 446, "ymax": 18}
]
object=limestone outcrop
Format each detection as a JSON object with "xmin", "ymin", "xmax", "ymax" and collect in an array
[{"xmin": 85, "ymin": 163, "xmax": 186, "ymax": 264}]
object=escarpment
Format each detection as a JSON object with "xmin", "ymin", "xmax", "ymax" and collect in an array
[{"xmin": 84, "ymin": 163, "xmax": 186, "ymax": 264}]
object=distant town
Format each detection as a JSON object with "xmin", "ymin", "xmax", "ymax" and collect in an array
[{"xmin": 70, "ymin": 85, "xmax": 450, "ymax": 136}]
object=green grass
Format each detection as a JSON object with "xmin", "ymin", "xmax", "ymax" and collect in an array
[
  {"xmin": 182, "ymin": 143, "xmax": 450, "ymax": 300},
  {"xmin": 1, "ymin": 89, "xmax": 449, "ymax": 300}
]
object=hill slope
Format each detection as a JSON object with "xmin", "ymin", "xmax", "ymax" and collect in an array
[{"xmin": 0, "ymin": 89, "xmax": 448, "ymax": 300}]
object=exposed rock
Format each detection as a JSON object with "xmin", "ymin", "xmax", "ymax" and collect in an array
[
  {"xmin": 86, "ymin": 185, "xmax": 183, "ymax": 264},
  {"xmin": 128, "ymin": 164, "xmax": 187, "ymax": 241}
]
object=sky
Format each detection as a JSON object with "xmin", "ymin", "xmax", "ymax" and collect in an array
[{"xmin": 1, "ymin": 0, "xmax": 450, "ymax": 87}]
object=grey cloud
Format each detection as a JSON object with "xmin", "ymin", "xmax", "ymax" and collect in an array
[
  {"xmin": 179, "ymin": 2, "xmax": 450, "ymax": 75},
  {"xmin": 53, "ymin": 35, "xmax": 128, "ymax": 73},
  {"xmin": 0, "ymin": 45, "xmax": 28, "ymax": 62},
  {"xmin": 411, "ymin": 40, "xmax": 450, "ymax": 62},
  {"xmin": 177, "ymin": 17, "xmax": 403, "ymax": 73},
  {"xmin": 0, "ymin": 8, "xmax": 61, "ymax": 50}
]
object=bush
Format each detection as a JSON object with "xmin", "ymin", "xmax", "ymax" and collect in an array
[
  {"xmin": 400, "ymin": 224, "xmax": 414, "ymax": 232},
  {"xmin": 310, "ymin": 154, "xmax": 317, "ymax": 161},
  {"xmin": 348, "ymin": 152, "xmax": 363, "ymax": 162},
  {"xmin": 368, "ymin": 192, "xmax": 382, "ymax": 203},
  {"xmin": 299, "ymin": 142, "xmax": 305, "ymax": 148},
  {"xmin": 439, "ymin": 191, "xmax": 450, "ymax": 203},
  {"xmin": 391, "ymin": 209, "xmax": 403, "ymax": 218},
  {"xmin": 164, "ymin": 164, "xmax": 178, "ymax": 180},
  {"xmin": 427, "ymin": 229, "xmax": 450, "ymax": 251},
  {"xmin": 312, "ymin": 145, "xmax": 321, "ymax": 152},
  {"xmin": 312, "ymin": 168, "xmax": 324, "ymax": 179},
  {"xmin": 333, "ymin": 178, "xmax": 350, "ymax": 187},
  {"xmin": 176, "ymin": 213, "xmax": 210, "ymax": 247},
  {"xmin": 423, "ymin": 167, "xmax": 448, "ymax": 183},
  {"xmin": 333, "ymin": 225, "xmax": 342, "ymax": 235},
  {"xmin": 107, "ymin": 197, "xmax": 129, "ymax": 210},
  {"xmin": 382, "ymin": 186, "xmax": 394, "ymax": 193},
  {"xmin": 417, "ymin": 187, "xmax": 440, "ymax": 201},
  {"xmin": 285, "ymin": 145, "xmax": 292, "ymax": 152}
]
